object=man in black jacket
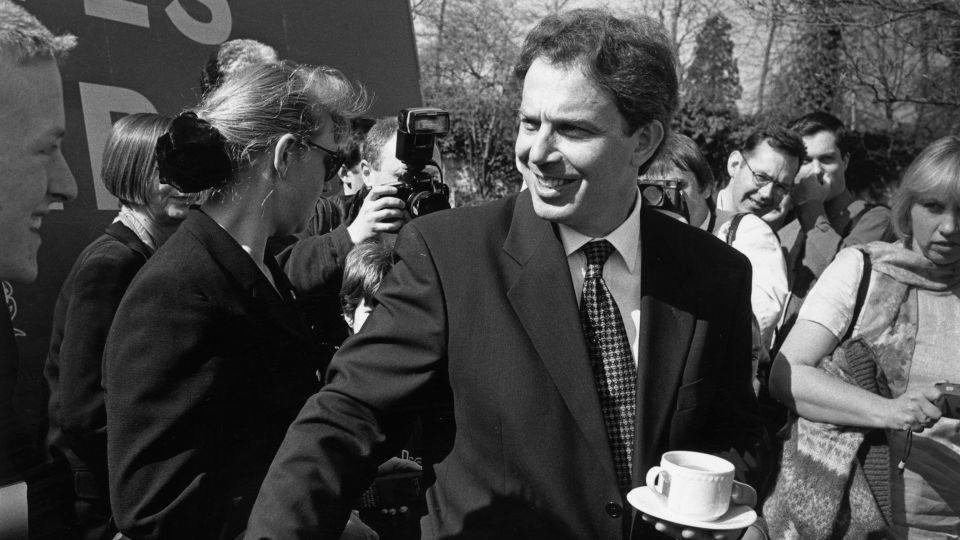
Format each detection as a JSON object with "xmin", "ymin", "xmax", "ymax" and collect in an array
[
  {"xmin": 0, "ymin": 2, "xmax": 77, "ymax": 537},
  {"xmin": 247, "ymin": 8, "xmax": 767, "ymax": 540}
]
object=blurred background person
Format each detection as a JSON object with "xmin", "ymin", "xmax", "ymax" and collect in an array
[
  {"xmin": 769, "ymin": 135, "xmax": 960, "ymax": 538},
  {"xmin": 0, "ymin": 2, "xmax": 77, "ymax": 538},
  {"xmin": 43, "ymin": 113, "xmax": 193, "ymax": 540},
  {"xmin": 102, "ymin": 63, "xmax": 367, "ymax": 539},
  {"xmin": 199, "ymin": 38, "xmax": 278, "ymax": 96}
]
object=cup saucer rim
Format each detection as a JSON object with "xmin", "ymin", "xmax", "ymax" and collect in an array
[{"xmin": 626, "ymin": 485, "xmax": 758, "ymax": 531}]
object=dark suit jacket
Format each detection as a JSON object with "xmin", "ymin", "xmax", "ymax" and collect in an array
[
  {"xmin": 103, "ymin": 210, "xmax": 324, "ymax": 539},
  {"xmin": 45, "ymin": 221, "xmax": 151, "ymax": 498},
  {"xmin": 246, "ymin": 191, "xmax": 767, "ymax": 539}
]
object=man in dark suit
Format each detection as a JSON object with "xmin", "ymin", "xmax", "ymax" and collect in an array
[
  {"xmin": 0, "ymin": 3, "xmax": 78, "ymax": 537},
  {"xmin": 247, "ymin": 9, "xmax": 767, "ymax": 539}
]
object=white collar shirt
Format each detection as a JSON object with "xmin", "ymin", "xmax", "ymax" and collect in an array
[{"xmin": 558, "ymin": 190, "xmax": 642, "ymax": 366}]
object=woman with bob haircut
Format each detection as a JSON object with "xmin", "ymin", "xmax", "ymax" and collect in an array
[
  {"xmin": 766, "ymin": 136, "xmax": 960, "ymax": 537},
  {"xmin": 45, "ymin": 112, "xmax": 193, "ymax": 540},
  {"xmin": 102, "ymin": 62, "xmax": 368, "ymax": 539}
]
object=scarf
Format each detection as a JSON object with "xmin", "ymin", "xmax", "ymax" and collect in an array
[
  {"xmin": 115, "ymin": 205, "xmax": 171, "ymax": 253},
  {"xmin": 763, "ymin": 241, "xmax": 960, "ymax": 539}
]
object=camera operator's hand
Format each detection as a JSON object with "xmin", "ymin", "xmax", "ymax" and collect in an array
[
  {"xmin": 884, "ymin": 385, "xmax": 943, "ymax": 432},
  {"xmin": 347, "ymin": 185, "xmax": 405, "ymax": 244}
]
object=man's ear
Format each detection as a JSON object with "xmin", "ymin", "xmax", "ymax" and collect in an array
[
  {"xmin": 359, "ymin": 159, "xmax": 375, "ymax": 187},
  {"xmin": 272, "ymin": 133, "xmax": 299, "ymax": 180},
  {"xmin": 727, "ymin": 150, "xmax": 744, "ymax": 178},
  {"xmin": 702, "ymin": 181, "xmax": 715, "ymax": 199},
  {"xmin": 336, "ymin": 164, "xmax": 350, "ymax": 183},
  {"xmin": 630, "ymin": 120, "xmax": 665, "ymax": 169},
  {"xmin": 342, "ymin": 311, "xmax": 354, "ymax": 333},
  {"xmin": 841, "ymin": 151, "xmax": 850, "ymax": 173}
]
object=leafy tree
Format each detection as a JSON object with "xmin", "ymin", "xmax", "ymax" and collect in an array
[
  {"xmin": 412, "ymin": 0, "xmax": 528, "ymax": 205},
  {"xmin": 677, "ymin": 13, "xmax": 742, "ymax": 183}
]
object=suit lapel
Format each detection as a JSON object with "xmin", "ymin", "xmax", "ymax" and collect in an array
[
  {"xmin": 503, "ymin": 192, "xmax": 618, "ymax": 485},
  {"xmin": 633, "ymin": 209, "xmax": 696, "ymax": 480}
]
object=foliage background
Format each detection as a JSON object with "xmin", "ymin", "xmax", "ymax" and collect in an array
[{"xmin": 410, "ymin": 0, "xmax": 960, "ymax": 206}]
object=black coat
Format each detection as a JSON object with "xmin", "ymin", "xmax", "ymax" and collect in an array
[
  {"xmin": 45, "ymin": 221, "xmax": 151, "ymax": 498},
  {"xmin": 246, "ymin": 191, "xmax": 768, "ymax": 539},
  {"xmin": 103, "ymin": 210, "xmax": 324, "ymax": 539}
]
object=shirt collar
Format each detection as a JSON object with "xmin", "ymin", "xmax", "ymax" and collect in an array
[
  {"xmin": 716, "ymin": 187, "xmax": 736, "ymax": 213},
  {"xmin": 558, "ymin": 188, "xmax": 641, "ymax": 273}
]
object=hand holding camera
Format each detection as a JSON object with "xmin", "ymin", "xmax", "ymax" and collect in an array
[{"xmin": 347, "ymin": 185, "xmax": 405, "ymax": 244}]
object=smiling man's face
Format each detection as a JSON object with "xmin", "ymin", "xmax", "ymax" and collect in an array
[
  {"xmin": 515, "ymin": 57, "xmax": 660, "ymax": 237},
  {"xmin": 0, "ymin": 55, "xmax": 77, "ymax": 283}
]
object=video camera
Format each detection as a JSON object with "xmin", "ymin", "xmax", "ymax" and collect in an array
[
  {"xmin": 394, "ymin": 107, "xmax": 451, "ymax": 218},
  {"xmin": 637, "ymin": 177, "xmax": 690, "ymax": 223}
]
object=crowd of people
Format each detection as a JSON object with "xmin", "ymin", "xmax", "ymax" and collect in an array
[{"xmin": 1, "ymin": 1, "xmax": 958, "ymax": 539}]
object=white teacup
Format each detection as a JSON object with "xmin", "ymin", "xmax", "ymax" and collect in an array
[{"xmin": 644, "ymin": 451, "xmax": 753, "ymax": 521}]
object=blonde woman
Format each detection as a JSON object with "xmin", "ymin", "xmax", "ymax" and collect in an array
[
  {"xmin": 769, "ymin": 136, "xmax": 960, "ymax": 537},
  {"xmin": 103, "ymin": 63, "xmax": 367, "ymax": 539}
]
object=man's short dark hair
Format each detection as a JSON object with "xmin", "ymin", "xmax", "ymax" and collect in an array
[
  {"xmin": 641, "ymin": 133, "xmax": 715, "ymax": 193},
  {"xmin": 200, "ymin": 38, "xmax": 278, "ymax": 95},
  {"xmin": 340, "ymin": 241, "xmax": 398, "ymax": 320},
  {"xmin": 787, "ymin": 111, "xmax": 849, "ymax": 156},
  {"xmin": 0, "ymin": 0, "xmax": 76, "ymax": 63},
  {"xmin": 341, "ymin": 121, "xmax": 369, "ymax": 170},
  {"xmin": 513, "ymin": 8, "xmax": 678, "ymax": 134},
  {"xmin": 361, "ymin": 116, "xmax": 398, "ymax": 170},
  {"xmin": 741, "ymin": 126, "xmax": 806, "ymax": 171}
]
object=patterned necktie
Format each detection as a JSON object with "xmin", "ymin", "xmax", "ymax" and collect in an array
[{"xmin": 579, "ymin": 240, "xmax": 636, "ymax": 492}]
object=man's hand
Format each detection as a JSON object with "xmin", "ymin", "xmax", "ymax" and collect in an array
[
  {"xmin": 791, "ymin": 163, "xmax": 831, "ymax": 207},
  {"xmin": 376, "ymin": 456, "xmax": 422, "ymax": 474},
  {"xmin": 639, "ymin": 482, "xmax": 760, "ymax": 540},
  {"xmin": 339, "ymin": 510, "xmax": 379, "ymax": 540},
  {"xmin": 347, "ymin": 185, "xmax": 405, "ymax": 244},
  {"xmin": 640, "ymin": 515, "xmax": 764, "ymax": 540}
]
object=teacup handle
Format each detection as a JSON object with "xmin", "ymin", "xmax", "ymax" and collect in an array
[
  {"xmin": 645, "ymin": 466, "xmax": 667, "ymax": 495},
  {"xmin": 730, "ymin": 480, "xmax": 757, "ymax": 508}
]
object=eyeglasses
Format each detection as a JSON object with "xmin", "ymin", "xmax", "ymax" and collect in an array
[
  {"xmin": 741, "ymin": 158, "xmax": 792, "ymax": 195},
  {"xmin": 302, "ymin": 139, "xmax": 345, "ymax": 182}
]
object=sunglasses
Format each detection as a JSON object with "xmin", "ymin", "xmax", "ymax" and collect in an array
[{"xmin": 302, "ymin": 139, "xmax": 345, "ymax": 182}]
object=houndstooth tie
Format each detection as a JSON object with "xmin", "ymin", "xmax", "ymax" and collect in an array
[{"xmin": 579, "ymin": 240, "xmax": 636, "ymax": 492}]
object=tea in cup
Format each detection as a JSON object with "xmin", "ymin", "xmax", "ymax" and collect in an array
[{"xmin": 644, "ymin": 450, "xmax": 754, "ymax": 521}]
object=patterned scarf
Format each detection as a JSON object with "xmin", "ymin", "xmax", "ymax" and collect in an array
[{"xmin": 763, "ymin": 241, "xmax": 960, "ymax": 539}]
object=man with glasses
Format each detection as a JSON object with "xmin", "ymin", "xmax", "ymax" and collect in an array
[{"xmin": 715, "ymin": 126, "xmax": 806, "ymax": 351}]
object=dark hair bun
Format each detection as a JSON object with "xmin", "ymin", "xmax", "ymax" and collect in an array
[{"xmin": 156, "ymin": 111, "xmax": 232, "ymax": 193}]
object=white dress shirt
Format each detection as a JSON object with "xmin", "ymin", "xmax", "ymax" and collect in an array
[{"xmin": 558, "ymin": 191, "xmax": 642, "ymax": 365}]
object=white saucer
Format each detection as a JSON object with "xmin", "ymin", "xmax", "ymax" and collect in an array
[{"xmin": 627, "ymin": 486, "xmax": 757, "ymax": 531}]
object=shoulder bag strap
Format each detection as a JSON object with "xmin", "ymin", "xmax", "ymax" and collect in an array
[
  {"xmin": 840, "ymin": 248, "xmax": 872, "ymax": 343},
  {"xmin": 725, "ymin": 213, "xmax": 748, "ymax": 245}
]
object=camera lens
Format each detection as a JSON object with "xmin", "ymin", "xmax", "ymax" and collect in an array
[{"xmin": 641, "ymin": 185, "xmax": 665, "ymax": 206}]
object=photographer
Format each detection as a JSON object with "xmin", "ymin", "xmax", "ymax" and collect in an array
[{"xmin": 277, "ymin": 113, "xmax": 449, "ymax": 353}]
